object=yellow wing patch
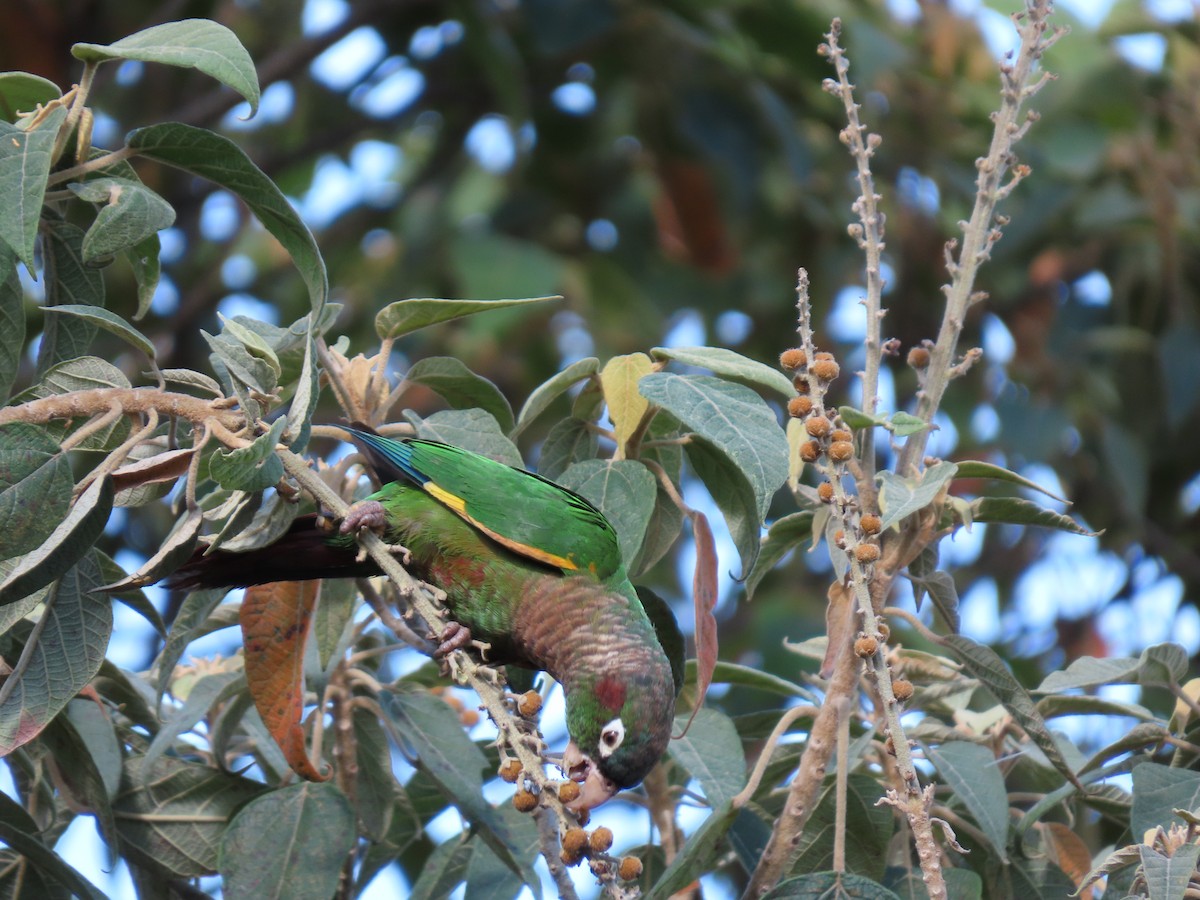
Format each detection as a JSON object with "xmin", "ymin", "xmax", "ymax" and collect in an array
[{"xmin": 422, "ymin": 481, "xmax": 579, "ymax": 571}]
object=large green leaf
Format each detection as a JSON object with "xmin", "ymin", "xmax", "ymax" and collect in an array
[
  {"xmin": 0, "ymin": 793, "xmax": 107, "ymax": 900},
  {"xmin": 383, "ymin": 685, "xmax": 540, "ymax": 895},
  {"xmin": 0, "ymin": 72, "xmax": 62, "ymax": 122},
  {"xmin": 1141, "ymin": 844, "xmax": 1200, "ymax": 900},
  {"xmin": 0, "ymin": 476, "xmax": 113, "ymax": 608},
  {"xmin": 0, "ymin": 243, "xmax": 21, "ymax": 402},
  {"xmin": 220, "ymin": 782, "xmax": 357, "ymax": 900},
  {"xmin": 0, "ymin": 423, "xmax": 72, "ymax": 561},
  {"xmin": 685, "ymin": 437, "xmax": 761, "ymax": 576},
  {"xmin": 41, "ymin": 304, "xmax": 157, "ymax": 360},
  {"xmin": 37, "ymin": 220, "xmax": 105, "ymax": 375},
  {"xmin": 67, "ymin": 176, "xmax": 176, "ymax": 262},
  {"xmin": 877, "ymin": 461, "xmax": 957, "ymax": 531},
  {"xmin": 924, "ymin": 741, "xmax": 1008, "ymax": 861},
  {"xmin": 557, "ymin": 458, "xmax": 656, "ymax": 565},
  {"xmin": 1131, "ymin": 762, "xmax": 1200, "ymax": 837},
  {"xmin": 667, "ymin": 708, "xmax": 746, "ymax": 810},
  {"xmin": 0, "ymin": 554, "xmax": 113, "ymax": 755},
  {"xmin": 513, "ymin": 356, "xmax": 599, "ymax": 435},
  {"xmin": 127, "ymin": 123, "xmax": 326, "ymax": 315},
  {"xmin": 115, "ymin": 755, "xmax": 265, "ymax": 877},
  {"xmin": 791, "ymin": 774, "xmax": 893, "ymax": 882},
  {"xmin": 0, "ymin": 106, "xmax": 66, "ymax": 270},
  {"xmin": 536, "ymin": 417, "xmax": 598, "ymax": 479},
  {"xmin": 375, "ymin": 295, "xmax": 559, "ymax": 341},
  {"xmin": 209, "ymin": 418, "xmax": 286, "ymax": 492},
  {"xmin": 639, "ymin": 372, "xmax": 787, "ymax": 519},
  {"xmin": 644, "ymin": 801, "xmax": 739, "ymax": 900},
  {"xmin": 971, "ymin": 497, "xmax": 1096, "ymax": 536},
  {"xmin": 406, "ymin": 356, "xmax": 514, "ymax": 432},
  {"xmin": 73, "ymin": 19, "xmax": 260, "ymax": 114},
  {"xmin": 651, "ymin": 345, "xmax": 795, "ymax": 399},
  {"xmin": 743, "ymin": 511, "xmax": 816, "ymax": 600}
]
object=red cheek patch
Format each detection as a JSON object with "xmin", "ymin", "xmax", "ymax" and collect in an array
[{"xmin": 595, "ymin": 676, "xmax": 626, "ymax": 712}]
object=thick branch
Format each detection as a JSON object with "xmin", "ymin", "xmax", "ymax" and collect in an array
[{"xmin": 0, "ymin": 387, "xmax": 245, "ymax": 432}]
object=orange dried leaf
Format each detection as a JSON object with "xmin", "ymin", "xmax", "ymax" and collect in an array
[{"xmin": 240, "ymin": 580, "xmax": 328, "ymax": 781}]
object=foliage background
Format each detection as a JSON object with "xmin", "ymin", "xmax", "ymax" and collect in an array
[{"xmin": 2, "ymin": 0, "xmax": 1200, "ymax": 896}]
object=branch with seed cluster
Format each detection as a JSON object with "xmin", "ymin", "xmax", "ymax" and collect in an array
[
  {"xmin": 820, "ymin": 18, "xmax": 888, "ymax": 496},
  {"xmin": 898, "ymin": 0, "xmax": 1065, "ymax": 475}
]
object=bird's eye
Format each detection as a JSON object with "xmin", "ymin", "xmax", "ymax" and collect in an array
[{"xmin": 597, "ymin": 717, "xmax": 625, "ymax": 758}]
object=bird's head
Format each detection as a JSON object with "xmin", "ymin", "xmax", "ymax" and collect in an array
[{"xmin": 561, "ymin": 667, "xmax": 675, "ymax": 811}]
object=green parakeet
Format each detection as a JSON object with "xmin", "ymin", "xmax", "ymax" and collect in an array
[{"xmin": 166, "ymin": 426, "xmax": 680, "ymax": 810}]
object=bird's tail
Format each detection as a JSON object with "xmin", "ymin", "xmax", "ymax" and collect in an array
[{"xmin": 161, "ymin": 515, "xmax": 378, "ymax": 591}]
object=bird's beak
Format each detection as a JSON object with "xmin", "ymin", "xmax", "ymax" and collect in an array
[{"xmin": 561, "ymin": 740, "xmax": 618, "ymax": 811}]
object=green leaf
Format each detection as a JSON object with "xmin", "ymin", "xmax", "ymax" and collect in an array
[
  {"xmin": 218, "ymin": 313, "xmax": 281, "ymax": 376},
  {"xmin": 375, "ymin": 295, "xmax": 559, "ymax": 340},
  {"xmin": 1035, "ymin": 654, "xmax": 1142, "ymax": 693},
  {"xmin": 1080, "ymin": 722, "xmax": 1169, "ymax": 775},
  {"xmin": 685, "ymin": 437, "xmax": 761, "ymax": 576},
  {"xmin": 877, "ymin": 461, "xmax": 957, "ymax": 531},
  {"xmin": 209, "ymin": 418, "xmax": 285, "ymax": 492},
  {"xmin": 952, "ymin": 460, "xmax": 1068, "ymax": 503},
  {"xmin": 668, "ymin": 708, "xmax": 746, "ymax": 809},
  {"xmin": 941, "ymin": 634, "xmax": 1083, "ymax": 790},
  {"xmin": 352, "ymin": 709, "xmax": 399, "ymax": 840},
  {"xmin": 0, "ymin": 793, "xmax": 107, "ymax": 900},
  {"xmin": 39, "ymin": 706, "xmax": 119, "ymax": 862},
  {"xmin": 463, "ymin": 808, "xmax": 540, "ymax": 900},
  {"xmin": 838, "ymin": 406, "xmax": 887, "ymax": 430},
  {"xmin": 685, "ymin": 659, "xmax": 817, "ymax": 701},
  {"xmin": 651, "ymin": 345, "xmax": 795, "ymax": 399},
  {"xmin": 143, "ymin": 671, "xmax": 245, "ymax": 778},
  {"xmin": 219, "ymin": 491, "xmax": 301, "ymax": 553},
  {"xmin": 41, "ymin": 304, "xmax": 156, "ymax": 360},
  {"xmin": 37, "ymin": 220, "xmax": 106, "ymax": 375},
  {"xmin": 115, "ymin": 755, "xmax": 265, "ymax": 877},
  {"xmin": 971, "ymin": 497, "xmax": 1097, "ymax": 536},
  {"xmin": 0, "ymin": 423, "xmax": 72, "ymax": 561},
  {"xmin": 0, "ymin": 555, "xmax": 113, "ymax": 755},
  {"xmin": 743, "ymin": 511, "xmax": 816, "ymax": 600},
  {"xmin": 127, "ymin": 123, "xmax": 326, "ymax": 316},
  {"xmin": 1131, "ymin": 763, "xmax": 1200, "ymax": 837},
  {"xmin": 513, "ymin": 357, "xmax": 599, "ymax": 435},
  {"xmin": 403, "ymin": 408, "xmax": 523, "ymax": 467},
  {"xmin": 153, "ymin": 589, "xmax": 228, "ymax": 701},
  {"xmin": 537, "ymin": 417, "xmax": 598, "ymax": 479},
  {"xmin": 644, "ymin": 801, "xmax": 739, "ymax": 900},
  {"xmin": 640, "ymin": 372, "xmax": 788, "ymax": 519},
  {"xmin": 409, "ymin": 835, "xmax": 473, "ymax": 900},
  {"xmin": 924, "ymin": 741, "xmax": 1008, "ymax": 860},
  {"xmin": 0, "ymin": 106, "xmax": 66, "ymax": 271},
  {"xmin": 0, "ymin": 73, "xmax": 62, "ymax": 122},
  {"xmin": 67, "ymin": 176, "xmax": 176, "ymax": 262},
  {"xmin": 383, "ymin": 685, "xmax": 540, "ymax": 893},
  {"xmin": 406, "ymin": 356, "xmax": 514, "ymax": 432},
  {"xmin": 100, "ymin": 507, "xmax": 201, "ymax": 593},
  {"xmin": 765, "ymin": 872, "xmax": 901, "ymax": 899},
  {"xmin": 1138, "ymin": 642, "xmax": 1189, "ymax": 685},
  {"xmin": 888, "ymin": 411, "xmax": 929, "ymax": 436},
  {"xmin": 0, "ymin": 244, "xmax": 22, "ymax": 402},
  {"xmin": 557, "ymin": 459, "xmax": 656, "ymax": 565},
  {"xmin": 126, "ymin": 232, "xmax": 162, "ymax": 320},
  {"xmin": 73, "ymin": 19, "xmax": 260, "ymax": 114},
  {"xmin": 791, "ymin": 774, "xmax": 893, "ymax": 882},
  {"xmin": 220, "ymin": 782, "xmax": 356, "ymax": 900},
  {"xmin": 1141, "ymin": 844, "xmax": 1200, "ymax": 900},
  {"xmin": 0, "ymin": 476, "xmax": 113, "ymax": 608}
]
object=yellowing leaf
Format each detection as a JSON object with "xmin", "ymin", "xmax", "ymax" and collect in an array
[{"xmin": 600, "ymin": 353, "xmax": 653, "ymax": 454}]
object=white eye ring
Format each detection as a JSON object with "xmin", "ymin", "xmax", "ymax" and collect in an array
[{"xmin": 597, "ymin": 718, "xmax": 625, "ymax": 758}]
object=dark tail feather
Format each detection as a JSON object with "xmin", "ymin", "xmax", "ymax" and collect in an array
[{"xmin": 161, "ymin": 515, "xmax": 379, "ymax": 591}]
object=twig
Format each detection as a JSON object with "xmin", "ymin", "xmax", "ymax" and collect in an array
[{"xmin": 0, "ymin": 387, "xmax": 245, "ymax": 432}]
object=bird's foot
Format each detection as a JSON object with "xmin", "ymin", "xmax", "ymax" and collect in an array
[
  {"xmin": 340, "ymin": 500, "xmax": 388, "ymax": 534},
  {"xmin": 434, "ymin": 622, "xmax": 474, "ymax": 658}
]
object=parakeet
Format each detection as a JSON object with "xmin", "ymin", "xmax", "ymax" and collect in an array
[{"xmin": 165, "ymin": 426, "xmax": 679, "ymax": 810}]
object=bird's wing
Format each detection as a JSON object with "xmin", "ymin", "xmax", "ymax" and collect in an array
[{"xmin": 345, "ymin": 427, "xmax": 623, "ymax": 578}]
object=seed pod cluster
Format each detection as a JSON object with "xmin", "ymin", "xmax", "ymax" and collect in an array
[{"xmin": 558, "ymin": 826, "xmax": 617, "ymax": 867}]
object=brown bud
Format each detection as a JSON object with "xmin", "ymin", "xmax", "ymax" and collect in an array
[
  {"xmin": 779, "ymin": 348, "xmax": 807, "ymax": 370},
  {"xmin": 460, "ymin": 709, "xmax": 480, "ymax": 727},
  {"xmin": 877, "ymin": 622, "xmax": 891, "ymax": 642},
  {"xmin": 562, "ymin": 827, "xmax": 589, "ymax": 854},
  {"xmin": 618, "ymin": 857, "xmax": 643, "ymax": 881},
  {"xmin": 884, "ymin": 735, "xmax": 897, "ymax": 756},
  {"xmin": 517, "ymin": 690, "xmax": 542, "ymax": 718},
  {"xmin": 787, "ymin": 396, "xmax": 813, "ymax": 418},
  {"xmin": 833, "ymin": 530, "xmax": 846, "ymax": 549},
  {"xmin": 558, "ymin": 781, "xmax": 581, "ymax": 804},
  {"xmin": 805, "ymin": 416, "xmax": 831, "ymax": 438},
  {"xmin": 561, "ymin": 848, "xmax": 585, "ymax": 867},
  {"xmin": 907, "ymin": 346, "xmax": 931, "ymax": 369},
  {"xmin": 814, "ymin": 351, "xmax": 835, "ymax": 362},
  {"xmin": 854, "ymin": 635, "xmax": 878, "ymax": 658},
  {"xmin": 854, "ymin": 543, "xmax": 881, "ymax": 563},
  {"xmin": 513, "ymin": 789, "xmax": 538, "ymax": 812},
  {"xmin": 860, "ymin": 514, "xmax": 881, "ymax": 535},
  {"xmin": 828, "ymin": 441, "xmax": 854, "ymax": 462},
  {"xmin": 811, "ymin": 359, "xmax": 840, "ymax": 382},
  {"xmin": 499, "ymin": 759, "xmax": 523, "ymax": 783},
  {"xmin": 892, "ymin": 679, "xmax": 915, "ymax": 702},
  {"xmin": 575, "ymin": 808, "xmax": 590, "ymax": 827},
  {"xmin": 793, "ymin": 375, "xmax": 810, "ymax": 394},
  {"xmin": 817, "ymin": 482, "xmax": 834, "ymax": 503},
  {"xmin": 590, "ymin": 826, "xmax": 614, "ymax": 853},
  {"xmin": 799, "ymin": 440, "xmax": 821, "ymax": 462}
]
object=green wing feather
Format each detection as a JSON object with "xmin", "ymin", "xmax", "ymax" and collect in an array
[{"xmin": 345, "ymin": 427, "xmax": 623, "ymax": 578}]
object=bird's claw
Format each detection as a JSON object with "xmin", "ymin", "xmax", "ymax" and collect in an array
[
  {"xmin": 434, "ymin": 622, "xmax": 473, "ymax": 658},
  {"xmin": 340, "ymin": 500, "xmax": 388, "ymax": 534}
]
